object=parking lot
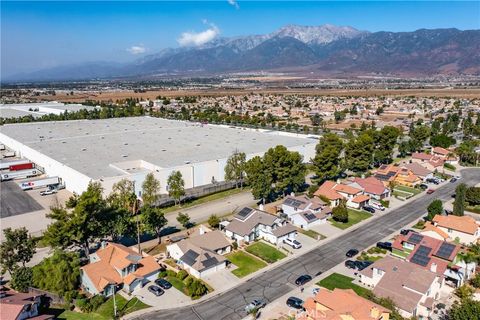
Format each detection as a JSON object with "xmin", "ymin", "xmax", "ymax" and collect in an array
[{"xmin": 0, "ymin": 180, "xmax": 43, "ymax": 218}]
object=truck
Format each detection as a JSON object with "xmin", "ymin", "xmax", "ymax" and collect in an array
[
  {"xmin": 19, "ymin": 176, "xmax": 61, "ymax": 190},
  {"xmin": 3, "ymin": 151, "xmax": 16, "ymax": 158},
  {"xmin": 9, "ymin": 162, "xmax": 34, "ymax": 171},
  {"xmin": 1, "ymin": 169, "xmax": 40, "ymax": 181},
  {"xmin": 0, "ymin": 159, "xmax": 31, "ymax": 170}
]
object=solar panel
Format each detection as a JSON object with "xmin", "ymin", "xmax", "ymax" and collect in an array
[
  {"xmin": 180, "ymin": 250, "xmax": 200, "ymax": 266},
  {"xmin": 304, "ymin": 213, "xmax": 317, "ymax": 221},
  {"xmin": 410, "ymin": 246, "xmax": 432, "ymax": 267},
  {"xmin": 237, "ymin": 207, "xmax": 253, "ymax": 220},
  {"xmin": 435, "ymin": 242, "xmax": 456, "ymax": 260},
  {"xmin": 202, "ymin": 253, "xmax": 220, "ymax": 269},
  {"xmin": 408, "ymin": 233, "xmax": 424, "ymax": 244}
]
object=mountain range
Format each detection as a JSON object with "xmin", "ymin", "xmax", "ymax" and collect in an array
[{"xmin": 6, "ymin": 24, "xmax": 480, "ymax": 81}]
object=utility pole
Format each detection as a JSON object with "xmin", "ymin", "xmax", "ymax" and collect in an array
[
  {"xmin": 112, "ymin": 286, "xmax": 117, "ymax": 318},
  {"xmin": 133, "ymin": 181, "xmax": 141, "ymax": 254}
]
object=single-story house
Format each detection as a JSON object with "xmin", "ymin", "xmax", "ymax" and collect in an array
[
  {"xmin": 290, "ymin": 207, "xmax": 332, "ymax": 230},
  {"xmin": 348, "ymin": 176, "xmax": 391, "ymax": 201},
  {"xmin": 314, "ymin": 181, "xmax": 369, "ymax": 208},
  {"xmin": 223, "ymin": 207, "xmax": 297, "ymax": 246},
  {"xmin": 80, "ymin": 242, "xmax": 161, "ymax": 296},
  {"xmin": 432, "ymin": 214, "xmax": 480, "ymax": 245},
  {"xmin": 167, "ymin": 227, "xmax": 232, "ymax": 278},
  {"xmin": 403, "ymin": 162, "xmax": 433, "ymax": 181}
]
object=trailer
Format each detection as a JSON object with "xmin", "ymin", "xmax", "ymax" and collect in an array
[
  {"xmin": 19, "ymin": 176, "xmax": 61, "ymax": 190},
  {"xmin": 9, "ymin": 162, "xmax": 34, "ymax": 171},
  {"xmin": 1, "ymin": 169, "xmax": 40, "ymax": 181},
  {"xmin": 0, "ymin": 159, "xmax": 31, "ymax": 170},
  {"xmin": 2, "ymin": 151, "xmax": 16, "ymax": 158}
]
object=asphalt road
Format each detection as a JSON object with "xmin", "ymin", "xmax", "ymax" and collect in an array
[
  {"xmin": 134, "ymin": 168, "xmax": 480, "ymax": 320},
  {"xmin": 0, "ymin": 180, "xmax": 43, "ymax": 218}
]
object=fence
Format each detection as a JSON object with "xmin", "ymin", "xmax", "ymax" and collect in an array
[{"xmin": 28, "ymin": 287, "xmax": 65, "ymax": 305}]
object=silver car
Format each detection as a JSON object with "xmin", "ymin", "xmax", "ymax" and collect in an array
[{"xmin": 245, "ymin": 299, "xmax": 266, "ymax": 313}]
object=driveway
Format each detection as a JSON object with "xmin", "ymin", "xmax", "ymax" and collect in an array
[
  {"xmin": 201, "ymin": 268, "xmax": 241, "ymax": 292},
  {"xmin": 310, "ymin": 223, "xmax": 341, "ymax": 238},
  {"xmin": 132, "ymin": 282, "xmax": 191, "ymax": 308}
]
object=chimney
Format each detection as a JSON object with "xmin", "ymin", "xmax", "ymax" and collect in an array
[
  {"xmin": 199, "ymin": 225, "xmax": 206, "ymax": 235},
  {"xmin": 361, "ymin": 174, "xmax": 365, "ymax": 179},
  {"xmin": 101, "ymin": 241, "xmax": 107, "ymax": 249},
  {"xmin": 430, "ymin": 262, "xmax": 437, "ymax": 273}
]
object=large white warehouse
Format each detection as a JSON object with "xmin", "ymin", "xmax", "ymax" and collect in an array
[{"xmin": 0, "ymin": 117, "xmax": 318, "ymax": 197}]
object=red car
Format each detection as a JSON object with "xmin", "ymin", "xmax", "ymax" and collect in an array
[{"xmin": 427, "ymin": 189, "xmax": 435, "ymax": 194}]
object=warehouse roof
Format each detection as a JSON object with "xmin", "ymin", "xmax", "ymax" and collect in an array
[{"xmin": 0, "ymin": 117, "xmax": 316, "ymax": 179}]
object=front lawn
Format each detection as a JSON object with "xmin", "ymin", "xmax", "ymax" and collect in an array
[
  {"xmin": 329, "ymin": 209, "xmax": 371, "ymax": 230},
  {"xmin": 395, "ymin": 185, "xmax": 422, "ymax": 195},
  {"xmin": 299, "ymin": 228, "xmax": 326, "ymax": 240},
  {"xmin": 245, "ymin": 242, "xmax": 286, "ymax": 263},
  {"xmin": 227, "ymin": 251, "xmax": 267, "ymax": 277},
  {"xmin": 58, "ymin": 294, "xmax": 150, "ymax": 320},
  {"xmin": 317, "ymin": 273, "xmax": 371, "ymax": 298},
  {"xmin": 166, "ymin": 275, "xmax": 187, "ymax": 294}
]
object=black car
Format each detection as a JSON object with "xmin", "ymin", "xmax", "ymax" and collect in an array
[
  {"xmin": 295, "ymin": 274, "xmax": 312, "ymax": 286},
  {"xmin": 148, "ymin": 285, "xmax": 164, "ymax": 296},
  {"xmin": 363, "ymin": 206, "xmax": 375, "ymax": 213},
  {"xmin": 400, "ymin": 229, "xmax": 415, "ymax": 236},
  {"xmin": 155, "ymin": 278, "xmax": 172, "ymax": 289},
  {"xmin": 376, "ymin": 242, "xmax": 392, "ymax": 251},
  {"xmin": 355, "ymin": 260, "xmax": 373, "ymax": 271},
  {"xmin": 286, "ymin": 297, "xmax": 304, "ymax": 310},
  {"xmin": 450, "ymin": 177, "xmax": 457, "ymax": 183},
  {"xmin": 345, "ymin": 260, "xmax": 357, "ymax": 269},
  {"xmin": 419, "ymin": 184, "xmax": 428, "ymax": 190},
  {"xmin": 346, "ymin": 249, "xmax": 359, "ymax": 258}
]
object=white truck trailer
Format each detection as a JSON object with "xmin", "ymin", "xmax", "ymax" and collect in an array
[
  {"xmin": 0, "ymin": 169, "xmax": 41, "ymax": 181},
  {"xmin": 19, "ymin": 176, "xmax": 62, "ymax": 190},
  {"xmin": 0, "ymin": 159, "xmax": 31, "ymax": 170}
]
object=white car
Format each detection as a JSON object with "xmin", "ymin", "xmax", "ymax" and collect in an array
[
  {"xmin": 370, "ymin": 202, "xmax": 385, "ymax": 211},
  {"xmin": 40, "ymin": 189, "xmax": 58, "ymax": 196},
  {"xmin": 455, "ymin": 175, "xmax": 461, "ymax": 180},
  {"xmin": 312, "ymin": 287, "xmax": 321, "ymax": 295},
  {"xmin": 284, "ymin": 238, "xmax": 302, "ymax": 249}
]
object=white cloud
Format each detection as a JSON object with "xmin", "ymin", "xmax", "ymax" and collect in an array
[
  {"xmin": 177, "ymin": 21, "xmax": 220, "ymax": 47},
  {"xmin": 228, "ymin": 0, "xmax": 239, "ymax": 9},
  {"xmin": 126, "ymin": 45, "xmax": 146, "ymax": 55}
]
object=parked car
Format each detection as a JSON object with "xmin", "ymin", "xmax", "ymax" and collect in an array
[
  {"xmin": 154, "ymin": 278, "xmax": 172, "ymax": 289},
  {"xmin": 40, "ymin": 188, "xmax": 58, "ymax": 196},
  {"xmin": 427, "ymin": 189, "xmax": 435, "ymax": 194},
  {"xmin": 450, "ymin": 177, "xmax": 457, "ymax": 183},
  {"xmin": 419, "ymin": 184, "xmax": 429, "ymax": 190},
  {"xmin": 400, "ymin": 229, "xmax": 415, "ymax": 235},
  {"xmin": 284, "ymin": 238, "xmax": 302, "ymax": 249},
  {"xmin": 455, "ymin": 175, "xmax": 461, "ymax": 180},
  {"xmin": 148, "ymin": 285, "xmax": 164, "ymax": 296},
  {"xmin": 355, "ymin": 260, "xmax": 373, "ymax": 271},
  {"xmin": 245, "ymin": 299, "xmax": 266, "ymax": 313},
  {"xmin": 346, "ymin": 249, "xmax": 359, "ymax": 257},
  {"xmin": 370, "ymin": 202, "xmax": 385, "ymax": 211},
  {"xmin": 295, "ymin": 275, "xmax": 312, "ymax": 286},
  {"xmin": 363, "ymin": 206, "xmax": 376, "ymax": 213},
  {"xmin": 426, "ymin": 178, "xmax": 439, "ymax": 185},
  {"xmin": 286, "ymin": 297, "xmax": 304, "ymax": 310},
  {"xmin": 376, "ymin": 242, "xmax": 392, "ymax": 251},
  {"xmin": 345, "ymin": 260, "xmax": 357, "ymax": 269}
]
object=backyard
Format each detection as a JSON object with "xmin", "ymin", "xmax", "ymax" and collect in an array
[
  {"xmin": 317, "ymin": 273, "xmax": 371, "ymax": 298},
  {"xmin": 245, "ymin": 241, "xmax": 286, "ymax": 263},
  {"xmin": 227, "ymin": 251, "xmax": 267, "ymax": 277},
  {"xmin": 329, "ymin": 209, "xmax": 371, "ymax": 230}
]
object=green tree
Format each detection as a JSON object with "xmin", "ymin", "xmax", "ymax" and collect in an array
[
  {"xmin": 448, "ymin": 299, "xmax": 480, "ymax": 320},
  {"xmin": 208, "ymin": 214, "xmax": 221, "ymax": 229},
  {"xmin": 409, "ymin": 125, "xmax": 431, "ymax": 151},
  {"xmin": 107, "ymin": 178, "xmax": 136, "ymax": 210},
  {"xmin": 10, "ymin": 266, "xmax": 33, "ymax": 292},
  {"xmin": 245, "ymin": 156, "xmax": 272, "ymax": 204},
  {"xmin": 142, "ymin": 173, "xmax": 161, "ymax": 207},
  {"xmin": 453, "ymin": 183, "xmax": 467, "ymax": 216},
  {"xmin": 456, "ymin": 141, "xmax": 479, "ymax": 166},
  {"xmin": 142, "ymin": 206, "xmax": 168, "ymax": 243},
  {"xmin": 427, "ymin": 199, "xmax": 443, "ymax": 221},
  {"xmin": 430, "ymin": 134, "xmax": 456, "ymax": 148},
  {"xmin": 177, "ymin": 212, "xmax": 191, "ymax": 228},
  {"xmin": 167, "ymin": 171, "xmax": 185, "ymax": 205},
  {"xmin": 332, "ymin": 201, "xmax": 348, "ymax": 223},
  {"xmin": 101, "ymin": 207, "xmax": 135, "ymax": 242},
  {"xmin": 312, "ymin": 133, "xmax": 344, "ymax": 182},
  {"xmin": 345, "ymin": 133, "xmax": 375, "ymax": 172},
  {"xmin": 32, "ymin": 250, "xmax": 80, "ymax": 301},
  {"xmin": 374, "ymin": 126, "xmax": 401, "ymax": 164},
  {"xmin": 466, "ymin": 187, "xmax": 480, "ymax": 206},
  {"xmin": 0, "ymin": 227, "xmax": 36, "ymax": 275},
  {"xmin": 224, "ymin": 150, "xmax": 247, "ymax": 188}
]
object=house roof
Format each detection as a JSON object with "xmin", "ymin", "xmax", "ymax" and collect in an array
[
  {"xmin": 352, "ymin": 177, "xmax": 388, "ymax": 196},
  {"xmin": 360, "ymin": 256, "xmax": 437, "ymax": 313},
  {"xmin": 333, "ymin": 184, "xmax": 362, "ymax": 195},
  {"xmin": 404, "ymin": 162, "xmax": 432, "ymax": 177},
  {"xmin": 314, "ymin": 181, "xmax": 344, "ymax": 200},
  {"xmin": 272, "ymin": 223, "xmax": 297, "ymax": 237},
  {"xmin": 301, "ymin": 288, "xmax": 390, "ymax": 320},
  {"xmin": 283, "ymin": 195, "xmax": 325, "ymax": 211},
  {"xmin": 412, "ymin": 152, "xmax": 433, "ymax": 161},
  {"xmin": 421, "ymin": 222, "xmax": 450, "ymax": 240},
  {"xmin": 178, "ymin": 244, "xmax": 226, "ymax": 272},
  {"xmin": 433, "ymin": 214, "xmax": 479, "ymax": 235},
  {"xmin": 0, "ymin": 289, "xmax": 51, "ymax": 320},
  {"xmin": 187, "ymin": 230, "xmax": 232, "ymax": 252},
  {"xmin": 80, "ymin": 242, "xmax": 160, "ymax": 293},
  {"xmin": 226, "ymin": 208, "xmax": 279, "ymax": 236},
  {"xmin": 432, "ymin": 147, "xmax": 450, "ymax": 156},
  {"xmin": 351, "ymin": 194, "xmax": 370, "ymax": 203}
]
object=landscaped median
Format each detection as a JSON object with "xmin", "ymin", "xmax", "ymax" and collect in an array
[
  {"xmin": 226, "ymin": 251, "xmax": 267, "ymax": 278},
  {"xmin": 329, "ymin": 209, "xmax": 371, "ymax": 230}
]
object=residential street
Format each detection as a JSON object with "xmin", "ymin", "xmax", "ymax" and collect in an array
[{"xmin": 130, "ymin": 168, "xmax": 480, "ymax": 320}]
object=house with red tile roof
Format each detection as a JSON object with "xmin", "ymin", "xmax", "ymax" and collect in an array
[
  {"xmin": 411, "ymin": 153, "xmax": 445, "ymax": 171},
  {"xmin": 359, "ymin": 256, "xmax": 442, "ymax": 319},
  {"xmin": 391, "ymin": 232, "xmax": 476, "ymax": 288},
  {"xmin": 432, "ymin": 214, "xmax": 480, "ymax": 245},
  {"xmin": 373, "ymin": 164, "xmax": 422, "ymax": 187},
  {"xmin": 80, "ymin": 242, "xmax": 161, "ymax": 296},
  {"xmin": 314, "ymin": 181, "xmax": 370, "ymax": 209},
  {"xmin": 0, "ymin": 288, "xmax": 53, "ymax": 320},
  {"xmin": 299, "ymin": 288, "xmax": 390, "ymax": 320},
  {"xmin": 349, "ymin": 176, "xmax": 391, "ymax": 201},
  {"xmin": 431, "ymin": 147, "xmax": 458, "ymax": 164}
]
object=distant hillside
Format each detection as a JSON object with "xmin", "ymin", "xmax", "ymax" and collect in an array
[{"xmin": 5, "ymin": 25, "xmax": 480, "ymax": 81}]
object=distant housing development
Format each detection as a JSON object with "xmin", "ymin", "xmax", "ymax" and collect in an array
[{"xmin": 0, "ymin": 116, "xmax": 317, "ymax": 196}]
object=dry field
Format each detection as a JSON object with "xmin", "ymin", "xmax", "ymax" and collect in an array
[{"xmin": 33, "ymin": 88, "xmax": 480, "ymax": 103}]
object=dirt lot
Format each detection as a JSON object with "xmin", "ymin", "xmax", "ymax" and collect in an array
[{"xmin": 34, "ymin": 88, "xmax": 480, "ymax": 103}]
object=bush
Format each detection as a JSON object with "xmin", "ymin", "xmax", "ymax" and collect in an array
[
  {"xmin": 332, "ymin": 202, "xmax": 348, "ymax": 223},
  {"xmin": 166, "ymin": 270, "xmax": 177, "ymax": 278},
  {"xmin": 444, "ymin": 163, "xmax": 456, "ymax": 171},
  {"xmin": 307, "ymin": 184, "xmax": 319, "ymax": 198},
  {"xmin": 471, "ymin": 273, "xmax": 480, "ymax": 289},
  {"xmin": 158, "ymin": 270, "xmax": 168, "ymax": 278},
  {"xmin": 380, "ymin": 200, "xmax": 390, "ymax": 208},
  {"xmin": 11, "ymin": 266, "xmax": 33, "ymax": 293},
  {"xmin": 187, "ymin": 279, "xmax": 208, "ymax": 298},
  {"xmin": 184, "ymin": 276, "xmax": 194, "ymax": 287},
  {"xmin": 177, "ymin": 270, "xmax": 188, "ymax": 280},
  {"xmin": 455, "ymin": 284, "xmax": 474, "ymax": 300},
  {"xmin": 75, "ymin": 298, "xmax": 91, "ymax": 312},
  {"xmin": 89, "ymin": 295, "xmax": 106, "ymax": 311},
  {"xmin": 232, "ymin": 242, "xmax": 238, "ymax": 250}
]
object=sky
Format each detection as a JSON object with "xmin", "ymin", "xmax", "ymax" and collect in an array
[{"xmin": 1, "ymin": 1, "xmax": 479, "ymax": 77}]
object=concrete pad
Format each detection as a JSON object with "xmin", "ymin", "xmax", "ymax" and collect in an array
[
  {"xmin": 132, "ymin": 282, "xmax": 191, "ymax": 308},
  {"xmin": 201, "ymin": 268, "xmax": 241, "ymax": 292},
  {"xmin": 309, "ymin": 223, "xmax": 341, "ymax": 238}
]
